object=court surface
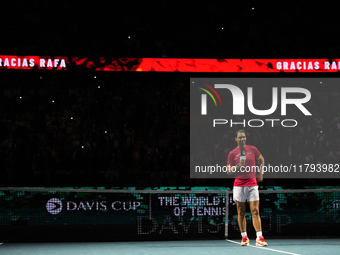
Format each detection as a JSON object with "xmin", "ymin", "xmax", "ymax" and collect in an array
[{"xmin": 0, "ymin": 239, "xmax": 339, "ymax": 255}]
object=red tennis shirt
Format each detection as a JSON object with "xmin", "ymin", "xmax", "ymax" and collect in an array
[{"xmin": 227, "ymin": 145, "xmax": 262, "ymax": 186}]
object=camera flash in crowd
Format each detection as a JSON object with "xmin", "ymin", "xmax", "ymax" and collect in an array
[
  {"xmin": 105, "ymin": 131, "xmax": 107, "ymax": 134},
  {"xmin": 98, "ymin": 86, "xmax": 100, "ymax": 89},
  {"xmin": 221, "ymin": 27, "xmax": 224, "ymax": 30},
  {"xmin": 94, "ymin": 76, "xmax": 97, "ymax": 79},
  {"xmin": 320, "ymin": 82, "xmax": 322, "ymax": 84},
  {"xmin": 81, "ymin": 146, "xmax": 84, "ymax": 149},
  {"xmin": 52, "ymin": 100, "xmax": 55, "ymax": 103},
  {"xmin": 128, "ymin": 36, "xmax": 131, "ymax": 39},
  {"xmin": 19, "ymin": 96, "xmax": 22, "ymax": 99},
  {"xmin": 252, "ymin": 7, "xmax": 254, "ymax": 10},
  {"xmin": 71, "ymin": 117, "xmax": 73, "ymax": 120},
  {"xmin": 40, "ymin": 77, "xmax": 42, "ymax": 79}
]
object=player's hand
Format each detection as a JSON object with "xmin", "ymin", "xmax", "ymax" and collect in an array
[
  {"xmin": 226, "ymin": 166, "xmax": 234, "ymax": 175},
  {"xmin": 257, "ymin": 175, "xmax": 263, "ymax": 182}
]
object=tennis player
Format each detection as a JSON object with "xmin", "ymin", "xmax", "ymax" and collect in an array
[{"xmin": 227, "ymin": 129, "xmax": 268, "ymax": 246}]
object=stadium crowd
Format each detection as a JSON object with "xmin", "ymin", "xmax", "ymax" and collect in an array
[
  {"xmin": 1, "ymin": 2, "xmax": 340, "ymax": 189},
  {"xmin": 0, "ymin": 71, "xmax": 339, "ymax": 188}
]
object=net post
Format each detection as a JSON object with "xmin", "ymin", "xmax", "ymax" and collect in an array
[{"xmin": 225, "ymin": 190, "xmax": 229, "ymax": 239}]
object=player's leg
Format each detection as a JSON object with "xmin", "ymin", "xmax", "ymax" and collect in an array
[
  {"xmin": 233, "ymin": 186, "xmax": 249, "ymax": 246},
  {"xmin": 236, "ymin": 201, "xmax": 247, "ymax": 232},
  {"xmin": 248, "ymin": 186, "xmax": 267, "ymax": 246},
  {"xmin": 236, "ymin": 201, "xmax": 249, "ymax": 246},
  {"xmin": 249, "ymin": 200, "xmax": 261, "ymax": 232}
]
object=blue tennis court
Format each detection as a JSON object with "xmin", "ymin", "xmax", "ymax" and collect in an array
[{"xmin": 1, "ymin": 239, "xmax": 339, "ymax": 255}]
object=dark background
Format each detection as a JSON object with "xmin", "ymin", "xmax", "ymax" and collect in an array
[
  {"xmin": 2, "ymin": 2, "xmax": 339, "ymax": 58},
  {"xmin": 1, "ymin": 2, "xmax": 340, "ymax": 189}
]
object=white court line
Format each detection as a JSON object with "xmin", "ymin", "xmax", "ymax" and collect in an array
[{"xmin": 226, "ymin": 239, "xmax": 301, "ymax": 255}]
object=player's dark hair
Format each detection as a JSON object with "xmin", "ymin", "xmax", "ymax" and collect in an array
[{"xmin": 235, "ymin": 129, "xmax": 246, "ymax": 138}]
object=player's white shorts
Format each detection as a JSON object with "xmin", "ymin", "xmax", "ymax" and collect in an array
[{"xmin": 233, "ymin": 186, "xmax": 259, "ymax": 202}]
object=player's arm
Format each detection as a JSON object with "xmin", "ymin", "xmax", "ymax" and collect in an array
[
  {"xmin": 257, "ymin": 155, "xmax": 264, "ymax": 182},
  {"xmin": 227, "ymin": 151, "xmax": 243, "ymax": 175}
]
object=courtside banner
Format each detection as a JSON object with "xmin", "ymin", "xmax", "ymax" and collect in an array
[
  {"xmin": 190, "ymin": 78, "xmax": 340, "ymax": 179},
  {"xmin": 2, "ymin": 55, "xmax": 340, "ymax": 72}
]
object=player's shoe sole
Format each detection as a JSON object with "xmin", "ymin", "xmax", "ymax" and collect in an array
[
  {"xmin": 256, "ymin": 243, "xmax": 268, "ymax": 246},
  {"xmin": 255, "ymin": 239, "xmax": 268, "ymax": 246},
  {"xmin": 241, "ymin": 238, "xmax": 250, "ymax": 246}
]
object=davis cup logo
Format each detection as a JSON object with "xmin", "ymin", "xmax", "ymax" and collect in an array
[{"xmin": 46, "ymin": 198, "xmax": 63, "ymax": 215}]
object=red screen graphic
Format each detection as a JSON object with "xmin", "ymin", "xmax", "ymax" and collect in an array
[{"xmin": 1, "ymin": 55, "xmax": 340, "ymax": 72}]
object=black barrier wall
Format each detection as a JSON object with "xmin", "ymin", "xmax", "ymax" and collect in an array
[{"xmin": 0, "ymin": 188, "xmax": 339, "ymax": 242}]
